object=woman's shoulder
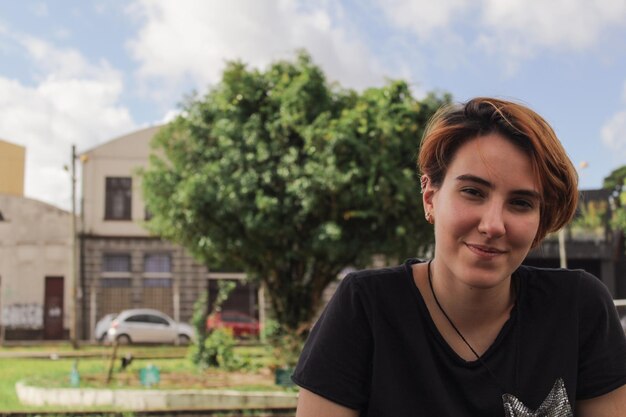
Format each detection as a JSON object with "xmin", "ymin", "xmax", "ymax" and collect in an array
[
  {"xmin": 517, "ymin": 264, "xmax": 598, "ymax": 281},
  {"xmin": 344, "ymin": 258, "xmax": 421, "ymax": 286},
  {"xmin": 347, "ymin": 264, "xmax": 407, "ymax": 281},
  {"xmin": 516, "ymin": 264, "xmax": 610, "ymax": 300}
]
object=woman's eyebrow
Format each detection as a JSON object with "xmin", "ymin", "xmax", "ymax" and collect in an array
[
  {"xmin": 456, "ymin": 174, "xmax": 541, "ymax": 199},
  {"xmin": 456, "ymin": 174, "xmax": 491, "ymax": 188}
]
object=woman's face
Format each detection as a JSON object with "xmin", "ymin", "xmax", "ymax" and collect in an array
[{"xmin": 423, "ymin": 133, "xmax": 541, "ymax": 290}]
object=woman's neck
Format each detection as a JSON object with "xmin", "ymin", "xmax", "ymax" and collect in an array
[
  {"xmin": 414, "ymin": 260, "xmax": 516, "ymax": 359},
  {"xmin": 429, "ymin": 259, "xmax": 515, "ymax": 327}
]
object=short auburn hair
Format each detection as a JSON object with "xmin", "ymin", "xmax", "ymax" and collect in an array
[{"xmin": 418, "ymin": 97, "xmax": 578, "ymax": 247}]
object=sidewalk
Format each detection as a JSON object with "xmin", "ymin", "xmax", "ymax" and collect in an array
[
  {"xmin": 0, "ymin": 343, "xmax": 187, "ymax": 359},
  {"xmin": 0, "ymin": 350, "xmax": 185, "ymax": 359}
]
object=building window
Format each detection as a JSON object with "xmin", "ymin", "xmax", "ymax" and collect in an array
[
  {"xmin": 102, "ymin": 254, "xmax": 131, "ymax": 273},
  {"xmin": 142, "ymin": 254, "xmax": 173, "ymax": 316},
  {"xmin": 105, "ymin": 177, "xmax": 132, "ymax": 220},
  {"xmin": 144, "ymin": 253, "xmax": 171, "ymax": 273},
  {"xmin": 101, "ymin": 278, "xmax": 132, "ymax": 288},
  {"xmin": 143, "ymin": 278, "xmax": 172, "ymax": 288}
]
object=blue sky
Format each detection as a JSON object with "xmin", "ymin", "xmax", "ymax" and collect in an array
[{"xmin": 2, "ymin": 0, "xmax": 626, "ymax": 211}]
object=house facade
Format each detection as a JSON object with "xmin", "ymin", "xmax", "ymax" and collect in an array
[
  {"xmin": 79, "ymin": 126, "xmax": 259, "ymax": 341},
  {"xmin": 0, "ymin": 195, "xmax": 73, "ymax": 340}
]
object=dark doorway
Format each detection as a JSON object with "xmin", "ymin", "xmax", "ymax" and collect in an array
[{"xmin": 44, "ymin": 276, "xmax": 64, "ymax": 339}]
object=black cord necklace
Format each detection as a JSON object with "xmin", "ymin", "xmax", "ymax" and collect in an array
[
  {"xmin": 427, "ymin": 259, "xmax": 507, "ymax": 392},
  {"xmin": 427, "ymin": 259, "xmax": 482, "ymax": 360}
]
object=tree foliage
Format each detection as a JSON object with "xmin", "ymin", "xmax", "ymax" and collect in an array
[
  {"xmin": 190, "ymin": 281, "xmax": 236, "ymax": 369},
  {"xmin": 142, "ymin": 51, "xmax": 450, "ymax": 351},
  {"xmin": 603, "ymin": 165, "xmax": 626, "ymax": 193},
  {"xmin": 603, "ymin": 165, "xmax": 626, "ymax": 235}
]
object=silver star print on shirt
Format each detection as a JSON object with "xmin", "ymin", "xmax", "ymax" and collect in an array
[{"xmin": 502, "ymin": 378, "xmax": 573, "ymax": 417}]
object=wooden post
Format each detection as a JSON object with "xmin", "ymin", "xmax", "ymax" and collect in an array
[
  {"xmin": 70, "ymin": 145, "xmax": 79, "ymax": 349},
  {"xmin": 106, "ymin": 341, "xmax": 119, "ymax": 384}
]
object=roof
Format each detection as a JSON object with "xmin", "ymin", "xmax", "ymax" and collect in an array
[{"xmin": 79, "ymin": 125, "xmax": 163, "ymax": 159}]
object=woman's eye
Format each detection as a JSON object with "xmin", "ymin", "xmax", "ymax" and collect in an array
[
  {"xmin": 461, "ymin": 188, "xmax": 483, "ymax": 198},
  {"xmin": 511, "ymin": 199, "xmax": 533, "ymax": 210}
]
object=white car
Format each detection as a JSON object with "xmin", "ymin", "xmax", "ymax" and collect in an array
[
  {"xmin": 106, "ymin": 308, "xmax": 195, "ymax": 345},
  {"xmin": 94, "ymin": 313, "xmax": 117, "ymax": 342}
]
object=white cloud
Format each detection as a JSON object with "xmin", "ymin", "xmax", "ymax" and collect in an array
[
  {"xmin": 481, "ymin": 0, "xmax": 626, "ymax": 50},
  {"xmin": 377, "ymin": 0, "xmax": 626, "ymax": 71},
  {"xmin": 380, "ymin": 0, "xmax": 472, "ymax": 38},
  {"xmin": 601, "ymin": 79, "xmax": 626, "ymax": 156},
  {"xmin": 20, "ymin": 35, "xmax": 102, "ymax": 79},
  {"xmin": 0, "ymin": 36, "xmax": 135, "ymax": 210},
  {"xmin": 161, "ymin": 108, "xmax": 181, "ymax": 124},
  {"xmin": 30, "ymin": 2, "xmax": 49, "ymax": 17},
  {"xmin": 125, "ymin": 0, "xmax": 392, "ymax": 103},
  {"xmin": 52, "ymin": 27, "xmax": 71, "ymax": 41},
  {"xmin": 601, "ymin": 109, "xmax": 626, "ymax": 154}
]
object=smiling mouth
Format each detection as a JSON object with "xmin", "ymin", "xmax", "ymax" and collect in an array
[{"xmin": 465, "ymin": 243, "xmax": 507, "ymax": 257}]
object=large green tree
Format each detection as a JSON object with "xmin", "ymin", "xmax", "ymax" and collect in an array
[
  {"xmin": 603, "ymin": 165, "xmax": 626, "ymax": 193},
  {"xmin": 142, "ymin": 52, "xmax": 449, "ymax": 351},
  {"xmin": 603, "ymin": 166, "xmax": 626, "ymax": 240}
]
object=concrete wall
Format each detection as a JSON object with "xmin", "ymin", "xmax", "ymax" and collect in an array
[
  {"xmin": 0, "ymin": 195, "xmax": 73, "ymax": 338},
  {"xmin": 16, "ymin": 381, "xmax": 298, "ymax": 410}
]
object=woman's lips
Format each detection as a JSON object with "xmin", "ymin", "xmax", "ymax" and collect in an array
[{"xmin": 465, "ymin": 243, "xmax": 506, "ymax": 258}]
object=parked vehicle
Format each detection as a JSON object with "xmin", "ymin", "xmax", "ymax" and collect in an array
[
  {"xmin": 206, "ymin": 310, "xmax": 260, "ymax": 338},
  {"xmin": 94, "ymin": 313, "xmax": 116, "ymax": 342},
  {"xmin": 106, "ymin": 308, "xmax": 195, "ymax": 345}
]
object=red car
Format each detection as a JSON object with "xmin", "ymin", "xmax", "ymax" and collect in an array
[{"xmin": 206, "ymin": 310, "xmax": 260, "ymax": 338}]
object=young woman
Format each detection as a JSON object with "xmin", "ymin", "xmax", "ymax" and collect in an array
[{"xmin": 292, "ymin": 98, "xmax": 626, "ymax": 416}]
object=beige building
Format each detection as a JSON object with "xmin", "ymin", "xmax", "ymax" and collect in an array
[
  {"xmin": 0, "ymin": 139, "xmax": 26, "ymax": 196},
  {"xmin": 80, "ymin": 126, "xmax": 258, "ymax": 341},
  {"xmin": 0, "ymin": 195, "xmax": 73, "ymax": 340},
  {"xmin": 82, "ymin": 126, "xmax": 158, "ymax": 237}
]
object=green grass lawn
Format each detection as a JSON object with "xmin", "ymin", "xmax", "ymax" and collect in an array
[
  {"xmin": 0, "ymin": 343, "xmax": 291, "ymax": 412},
  {"xmin": 0, "ymin": 357, "xmax": 83, "ymax": 411}
]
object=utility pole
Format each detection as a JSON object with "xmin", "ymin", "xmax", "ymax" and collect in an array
[
  {"xmin": 558, "ymin": 161, "xmax": 590, "ymax": 269},
  {"xmin": 70, "ymin": 145, "xmax": 79, "ymax": 349},
  {"xmin": 558, "ymin": 228, "xmax": 567, "ymax": 269}
]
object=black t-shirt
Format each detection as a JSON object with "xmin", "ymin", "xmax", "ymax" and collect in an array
[{"xmin": 292, "ymin": 259, "xmax": 626, "ymax": 416}]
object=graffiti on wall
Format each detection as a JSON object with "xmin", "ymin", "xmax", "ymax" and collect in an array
[{"xmin": 1, "ymin": 303, "xmax": 43, "ymax": 328}]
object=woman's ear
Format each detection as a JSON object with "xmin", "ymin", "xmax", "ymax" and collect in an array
[{"xmin": 421, "ymin": 175, "xmax": 435, "ymax": 224}]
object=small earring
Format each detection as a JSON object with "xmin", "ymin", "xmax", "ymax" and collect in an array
[{"xmin": 425, "ymin": 212, "xmax": 434, "ymax": 224}]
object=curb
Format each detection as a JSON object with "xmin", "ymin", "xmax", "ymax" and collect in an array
[{"xmin": 16, "ymin": 381, "xmax": 298, "ymax": 410}]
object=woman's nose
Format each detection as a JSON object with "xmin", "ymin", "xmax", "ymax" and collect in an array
[{"xmin": 477, "ymin": 202, "xmax": 506, "ymax": 238}]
